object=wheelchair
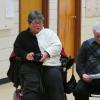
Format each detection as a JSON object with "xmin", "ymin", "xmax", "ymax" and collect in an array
[
  {"xmin": 12, "ymin": 47, "xmax": 75, "ymax": 100},
  {"xmin": 13, "ymin": 88, "xmax": 23, "ymax": 100}
]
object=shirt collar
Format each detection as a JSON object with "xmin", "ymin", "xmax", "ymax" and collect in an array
[
  {"xmin": 91, "ymin": 38, "xmax": 100, "ymax": 46},
  {"xmin": 26, "ymin": 28, "xmax": 36, "ymax": 38},
  {"xmin": 36, "ymin": 27, "xmax": 44, "ymax": 37}
]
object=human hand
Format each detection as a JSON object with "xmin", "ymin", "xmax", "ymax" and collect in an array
[
  {"xmin": 82, "ymin": 74, "xmax": 92, "ymax": 83},
  {"xmin": 26, "ymin": 52, "xmax": 34, "ymax": 61},
  {"xmin": 39, "ymin": 52, "xmax": 49, "ymax": 62}
]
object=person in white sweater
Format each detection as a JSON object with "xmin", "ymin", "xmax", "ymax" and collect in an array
[{"xmin": 14, "ymin": 11, "xmax": 64, "ymax": 100}]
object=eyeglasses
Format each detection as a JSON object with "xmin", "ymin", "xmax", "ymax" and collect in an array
[{"xmin": 31, "ymin": 19, "xmax": 43, "ymax": 25}]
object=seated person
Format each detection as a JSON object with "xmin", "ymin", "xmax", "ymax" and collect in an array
[{"xmin": 73, "ymin": 21, "xmax": 100, "ymax": 100}]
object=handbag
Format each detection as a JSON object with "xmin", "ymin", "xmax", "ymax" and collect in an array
[
  {"xmin": 7, "ymin": 51, "xmax": 22, "ymax": 88},
  {"xmin": 64, "ymin": 74, "xmax": 77, "ymax": 94},
  {"xmin": 62, "ymin": 64, "xmax": 77, "ymax": 94},
  {"xmin": 60, "ymin": 48, "xmax": 74, "ymax": 70},
  {"xmin": 60, "ymin": 48, "xmax": 77, "ymax": 94}
]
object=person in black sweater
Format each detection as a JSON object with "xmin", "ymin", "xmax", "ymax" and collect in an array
[
  {"xmin": 14, "ymin": 11, "xmax": 64, "ymax": 100},
  {"xmin": 73, "ymin": 21, "xmax": 100, "ymax": 100}
]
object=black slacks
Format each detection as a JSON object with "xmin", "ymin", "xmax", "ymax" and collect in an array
[
  {"xmin": 73, "ymin": 79, "xmax": 100, "ymax": 100},
  {"xmin": 20, "ymin": 62, "xmax": 64, "ymax": 100}
]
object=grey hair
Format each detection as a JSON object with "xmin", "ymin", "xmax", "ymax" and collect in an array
[
  {"xmin": 28, "ymin": 11, "xmax": 44, "ymax": 24},
  {"xmin": 93, "ymin": 20, "xmax": 100, "ymax": 33}
]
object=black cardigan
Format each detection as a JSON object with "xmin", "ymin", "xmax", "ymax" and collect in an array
[{"xmin": 14, "ymin": 28, "xmax": 41, "ymax": 60}]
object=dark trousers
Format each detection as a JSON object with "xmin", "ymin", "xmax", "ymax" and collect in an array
[
  {"xmin": 42, "ymin": 66, "xmax": 65, "ymax": 100},
  {"xmin": 20, "ymin": 63, "xmax": 64, "ymax": 100},
  {"xmin": 73, "ymin": 79, "xmax": 100, "ymax": 100}
]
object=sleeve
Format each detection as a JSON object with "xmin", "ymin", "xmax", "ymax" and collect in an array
[
  {"xmin": 14, "ymin": 33, "xmax": 27, "ymax": 59},
  {"xmin": 76, "ymin": 41, "xmax": 88, "ymax": 78},
  {"xmin": 45, "ymin": 30, "xmax": 62, "ymax": 57}
]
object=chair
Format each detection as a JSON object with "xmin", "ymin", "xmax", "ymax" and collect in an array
[
  {"xmin": 90, "ymin": 91, "xmax": 100, "ymax": 99},
  {"xmin": 90, "ymin": 93, "xmax": 100, "ymax": 98}
]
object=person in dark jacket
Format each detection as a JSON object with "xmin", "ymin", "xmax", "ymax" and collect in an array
[
  {"xmin": 14, "ymin": 11, "xmax": 64, "ymax": 100},
  {"xmin": 73, "ymin": 21, "xmax": 100, "ymax": 100}
]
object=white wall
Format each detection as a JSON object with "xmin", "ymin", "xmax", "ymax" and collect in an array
[
  {"xmin": 49, "ymin": 0, "xmax": 57, "ymax": 33},
  {"xmin": 81, "ymin": 0, "xmax": 100, "ymax": 43},
  {"xmin": 0, "ymin": 0, "xmax": 19, "ymax": 79}
]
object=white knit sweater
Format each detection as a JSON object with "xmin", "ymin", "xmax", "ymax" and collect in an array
[{"xmin": 36, "ymin": 28, "xmax": 62, "ymax": 66}]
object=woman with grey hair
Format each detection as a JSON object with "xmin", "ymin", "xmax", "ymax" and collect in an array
[{"xmin": 14, "ymin": 11, "xmax": 64, "ymax": 100}]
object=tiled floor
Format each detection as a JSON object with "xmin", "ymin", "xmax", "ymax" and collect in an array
[{"xmin": 0, "ymin": 82, "xmax": 100, "ymax": 100}]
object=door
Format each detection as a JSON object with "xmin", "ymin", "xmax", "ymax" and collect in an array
[
  {"xmin": 58, "ymin": 0, "xmax": 81, "ymax": 58},
  {"xmin": 19, "ymin": 0, "xmax": 49, "ymax": 31}
]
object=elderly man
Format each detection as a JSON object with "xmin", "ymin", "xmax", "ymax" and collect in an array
[
  {"xmin": 73, "ymin": 21, "xmax": 100, "ymax": 100},
  {"xmin": 14, "ymin": 11, "xmax": 64, "ymax": 100}
]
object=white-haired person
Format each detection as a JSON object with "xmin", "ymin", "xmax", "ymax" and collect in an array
[
  {"xmin": 14, "ymin": 11, "xmax": 64, "ymax": 100},
  {"xmin": 73, "ymin": 21, "xmax": 100, "ymax": 100}
]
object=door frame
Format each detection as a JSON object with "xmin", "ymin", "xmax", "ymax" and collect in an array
[
  {"xmin": 74, "ymin": 0, "xmax": 81, "ymax": 58},
  {"xmin": 42, "ymin": 0, "xmax": 49, "ymax": 28}
]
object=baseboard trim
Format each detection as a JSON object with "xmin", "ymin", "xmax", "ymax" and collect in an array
[{"xmin": 0, "ymin": 77, "xmax": 10, "ymax": 85}]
